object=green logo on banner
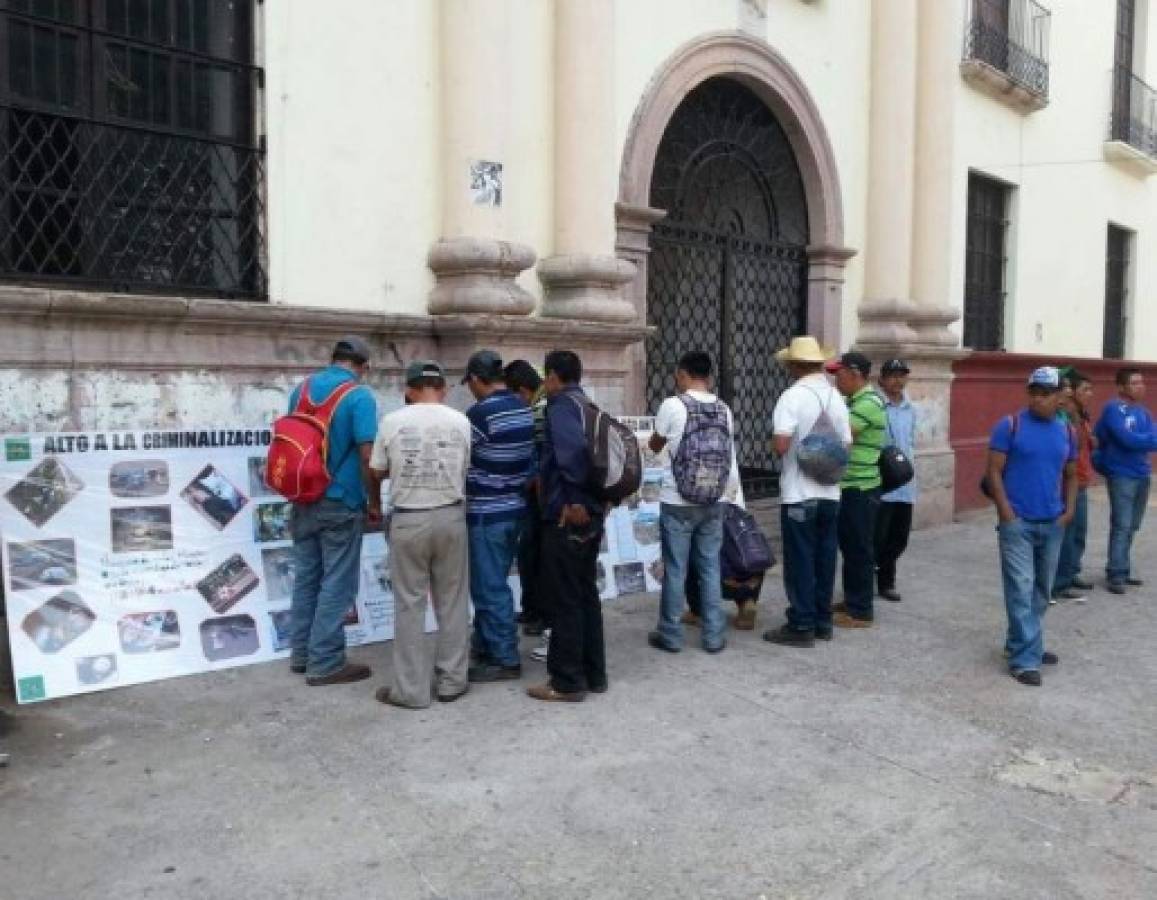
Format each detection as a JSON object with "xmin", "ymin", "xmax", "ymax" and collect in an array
[
  {"xmin": 18, "ymin": 675, "xmax": 46, "ymax": 703},
  {"xmin": 4, "ymin": 437, "xmax": 31, "ymax": 462}
]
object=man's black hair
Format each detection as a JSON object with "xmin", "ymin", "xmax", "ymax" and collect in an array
[
  {"xmin": 677, "ymin": 350, "xmax": 713, "ymax": 379},
  {"xmin": 332, "ymin": 347, "xmax": 367, "ymax": 365},
  {"xmin": 504, "ymin": 360, "xmax": 543, "ymax": 393},
  {"xmin": 544, "ymin": 350, "xmax": 582, "ymax": 384},
  {"xmin": 1069, "ymin": 370, "xmax": 1091, "ymax": 388},
  {"xmin": 1116, "ymin": 367, "xmax": 1141, "ymax": 387},
  {"xmin": 408, "ymin": 376, "xmax": 445, "ymax": 391}
]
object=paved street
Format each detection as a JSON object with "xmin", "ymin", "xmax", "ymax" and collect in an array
[{"xmin": 2, "ymin": 490, "xmax": 1156, "ymax": 900}]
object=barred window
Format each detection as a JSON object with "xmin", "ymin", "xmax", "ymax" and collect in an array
[
  {"xmin": 0, "ymin": 0, "xmax": 266, "ymax": 299},
  {"xmin": 963, "ymin": 173, "xmax": 1011, "ymax": 351},
  {"xmin": 1103, "ymin": 224, "xmax": 1131, "ymax": 360}
]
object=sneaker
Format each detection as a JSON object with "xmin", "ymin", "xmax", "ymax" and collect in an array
[
  {"xmin": 306, "ymin": 662, "xmax": 372, "ymax": 686},
  {"xmin": 703, "ymin": 641, "xmax": 726, "ymax": 655},
  {"xmin": 1042, "ymin": 651, "xmax": 1059, "ymax": 666},
  {"xmin": 1047, "ymin": 597, "xmax": 1058, "ymax": 606},
  {"xmin": 647, "ymin": 631, "xmax": 680, "ymax": 653},
  {"xmin": 878, "ymin": 587, "xmax": 903, "ymax": 603},
  {"xmin": 1126, "ymin": 576, "xmax": 1144, "ymax": 587},
  {"xmin": 1108, "ymin": 581, "xmax": 1127, "ymax": 595},
  {"xmin": 1071, "ymin": 576, "xmax": 1094, "ymax": 590},
  {"xmin": 1011, "ymin": 669, "xmax": 1042, "ymax": 687},
  {"xmin": 833, "ymin": 611, "xmax": 873, "ymax": 629},
  {"xmin": 763, "ymin": 625, "xmax": 816, "ymax": 648},
  {"xmin": 289, "ymin": 661, "xmax": 306, "ymax": 675},
  {"xmin": 680, "ymin": 610, "xmax": 702, "ymax": 627},
  {"xmin": 530, "ymin": 630, "xmax": 551, "ymax": 663},
  {"xmin": 588, "ymin": 682, "xmax": 609, "ymax": 694},
  {"xmin": 814, "ymin": 626, "xmax": 833, "ymax": 641},
  {"xmin": 1053, "ymin": 588, "xmax": 1087, "ymax": 603},
  {"xmin": 468, "ymin": 663, "xmax": 522, "ymax": 683}
]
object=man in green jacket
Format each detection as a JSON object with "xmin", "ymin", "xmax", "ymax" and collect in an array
[{"xmin": 825, "ymin": 352, "xmax": 887, "ymax": 627}]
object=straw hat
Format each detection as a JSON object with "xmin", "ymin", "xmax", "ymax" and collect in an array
[{"xmin": 774, "ymin": 336, "xmax": 835, "ymax": 364}]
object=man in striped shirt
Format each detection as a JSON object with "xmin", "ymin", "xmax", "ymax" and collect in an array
[{"xmin": 462, "ymin": 349, "xmax": 536, "ymax": 683}]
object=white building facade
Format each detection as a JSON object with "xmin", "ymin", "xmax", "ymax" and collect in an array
[{"xmin": 0, "ymin": 0, "xmax": 1154, "ymax": 523}]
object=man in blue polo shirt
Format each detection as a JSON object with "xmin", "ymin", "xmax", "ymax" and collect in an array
[
  {"xmin": 462, "ymin": 349, "xmax": 535, "ymax": 683},
  {"xmin": 287, "ymin": 336, "xmax": 379, "ymax": 686},
  {"xmin": 985, "ymin": 367, "xmax": 1077, "ymax": 687},
  {"xmin": 1094, "ymin": 367, "xmax": 1157, "ymax": 594}
]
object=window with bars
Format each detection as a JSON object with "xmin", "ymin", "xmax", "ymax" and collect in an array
[
  {"xmin": 1104, "ymin": 225, "xmax": 1131, "ymax": 360},
  {"xmin": 963, "ymin": 174, "xmax": 1011, "ymax": 351},
  {"xmin": 0, "ymin": 0, "xmax": 266, "ymax": 299}
]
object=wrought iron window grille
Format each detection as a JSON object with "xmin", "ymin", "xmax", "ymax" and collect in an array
[
  {"xmin": 1, "ymin": 0, "xmax": 266, "ymax": 299},
  {"xmin": 1103, "ymin": 225, "xmax": 1131, "ymax": 360},
  {"xmin": 963, "ymin": 0, "xmax": 1051, "ymax": 101},
  {"xmin": 963, "ymin": 174, "xmax": 1010, "ymax": 352}
]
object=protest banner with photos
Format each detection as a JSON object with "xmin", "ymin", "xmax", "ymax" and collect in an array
[{"xmin": 1, "ymin": 421, "xmax": 663, "ymax": 703}]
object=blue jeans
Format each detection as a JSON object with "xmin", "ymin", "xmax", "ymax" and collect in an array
[
  {"xmin": 657, "ymin": 503, "xmax": 725, "ymax": 651},
  {"xmin": 468, "ymin": 518, "xmax": 524, "ymax": 667},
  {"xmin": 998, "ymin": 518, "xmax": 1063, "ymax": 673},
  {"xmin": 1107, "ymin": 476, "xmax": 1150, "ymax": 584},
  {"xmin": 781, "ymin": 499, "xmax": 840, "ymax": 633},
  {"xmin": 289, "ymin": 499, "xmax": 364, "ymax": 677},
  {"xmin": 1054, "ymin": 487, "xmax": 1088, "ymax": 593}
]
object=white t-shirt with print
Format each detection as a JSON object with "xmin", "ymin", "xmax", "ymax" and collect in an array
[
  {"xmin": 772, "ymin": 374, "xmax": 852, "ymax": 505},
  {"xmin": 370, "ymin": 403, "xmax": 472, "ymax": 510},
  {"xmin": 654, "ymin": 391, "xmax": 742, "ymax": 507}
]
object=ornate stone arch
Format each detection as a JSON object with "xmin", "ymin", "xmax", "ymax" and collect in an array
[{"xmin": 616, "ymin": 31, "xmax": 855, "ymax": 350}]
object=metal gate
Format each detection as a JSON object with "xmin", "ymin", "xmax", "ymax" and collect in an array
[{"xmin": 646, "ymin": 78, "xmax": 809, "ymax": 499}]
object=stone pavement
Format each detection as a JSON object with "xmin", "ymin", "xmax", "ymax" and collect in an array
[{"xmin": 2, "ymin": 490, "xmax": 1156, "ymax": 900}]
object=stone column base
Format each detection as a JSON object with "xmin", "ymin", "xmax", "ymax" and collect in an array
[
  {"xmin": 855, "ymin": 298, "xmax": 920, "ymax": 346},
  {"xmin": 908, "ymin": 305, "xmax": 961, "ymax": 347},
  {"xmin": 427, "ymin": 237, "xmax": 537, "ymax": 316},
  {"xmin": 537, "ymin": 254, "xmax": 638, "ymax": 323}
]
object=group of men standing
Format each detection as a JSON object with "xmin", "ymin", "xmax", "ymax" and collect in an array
[
  {"xmin": 987, "ymin": 365, "xmax": 1156, "ymax": 686},
  {"xmin": 281, "ymin": 335, "xmax": 1153, "ymax": 703}
]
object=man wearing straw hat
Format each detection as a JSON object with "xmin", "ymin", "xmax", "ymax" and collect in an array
[{"xmin": 763, "ymin": 337, "xmax": 852, "ymax": 648}]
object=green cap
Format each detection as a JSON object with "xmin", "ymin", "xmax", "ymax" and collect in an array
[{"xmin": 405, "ymin": 360, "xmax": 444, "ymax": 385}]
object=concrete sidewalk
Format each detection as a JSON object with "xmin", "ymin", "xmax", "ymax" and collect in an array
[{"xmin": 2, "ymin": 491, "xmax": 1156, "ymax": 899}]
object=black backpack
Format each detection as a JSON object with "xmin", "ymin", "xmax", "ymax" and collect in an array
[
  {"xmin": 721, "ymin": 504, "xmax": 775, "ymax": 578},
  {"xmin": 877, "ymin": 397, "xmax": 915, "ymax": 493},
  {"xmin": 567, "ymin": 395, "xmax": 643, "ymax": 504}
]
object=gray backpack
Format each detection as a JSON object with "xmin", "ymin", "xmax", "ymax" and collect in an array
[{"xmin": 671, "ymin": 395, "xmax": 733, "ymax": 504}]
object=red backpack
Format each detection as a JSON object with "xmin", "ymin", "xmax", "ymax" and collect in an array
[{"xmin": 266, "ymin": 378, "xmax": 359, "ymax": 503}]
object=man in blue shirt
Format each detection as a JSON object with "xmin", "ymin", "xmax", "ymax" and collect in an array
[
  {"xmin": 1094, "ymin": 367, "xmax": 1157, "ymax": 593},
  {"xmin": 874, "ymin": 359, "xmax": 918, "ymax": 603},
  {"xmin": 527, "ymin": 350, "xmax": 607, "ymax": 703},
  {"xmin": 287, "ymin": 336, "xmax": 379, "ymax": 685},
  {"xmin": 985, "ymin": 367, "xmax": 1077, "ymax": 687},
  {"xmin": 462, "ymin": 350, "xmax": 535, "ymax": 684}
]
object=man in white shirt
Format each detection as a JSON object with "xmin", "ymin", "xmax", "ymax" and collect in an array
[
  {"xmin": 763, "ymin": 337, "xmax": 852, "ymax": 649},
  {"xmin": 368, "ymin": 360, "xmax": 473, "ymax": 709},
  {"xmin": 647, "ymin": 351, "xmax": 741, "ymax": 655}
]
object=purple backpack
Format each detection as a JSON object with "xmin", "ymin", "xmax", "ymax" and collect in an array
[{"xmin": 671, "ymin": 395, "xmax": 733, "ymax": 504}]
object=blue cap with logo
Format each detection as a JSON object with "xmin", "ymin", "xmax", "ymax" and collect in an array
[{"xmin": 1027, "ymin": 366, "xmax": 1061, "ymax": 391}]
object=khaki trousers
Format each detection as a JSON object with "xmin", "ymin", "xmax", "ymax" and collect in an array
[{"xmin": 388, "ymin": 504, "xmax": 470, "ymax": 707}]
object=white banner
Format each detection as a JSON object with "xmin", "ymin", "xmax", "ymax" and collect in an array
[{"xmin": 0, "ymin": 422, "xmax": 664, "ymax": 704}]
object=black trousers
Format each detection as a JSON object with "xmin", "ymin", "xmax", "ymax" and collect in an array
[
  {"xmin": 542, "ymin": 520, "xmax": 606, "ymax": 693},
  {"xmin": 837, "ymin": 487, "xmax": 880, "ymax": 620},
  {"xmin": 874, "ymin": 501, "xmax": 913, "ymax": 591},
  {"xmin": 517, "ymin": 495, "xmax": 547, "ymax": 625}
]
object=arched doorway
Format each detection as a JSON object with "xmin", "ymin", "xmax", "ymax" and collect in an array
[{"xmin": 646, "ymin": 76, "xmax": 809, "ymax": 498}]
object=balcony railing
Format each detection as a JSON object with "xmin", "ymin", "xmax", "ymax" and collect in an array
[
  {"xmin": 1110, "ymin": 66, "xmax": 1157, "ymax": 160},
  {"xmin": 963, "ymin": 0, "xmax": 1052, "ymax": 104}
]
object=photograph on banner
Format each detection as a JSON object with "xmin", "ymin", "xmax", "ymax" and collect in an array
[{"xmin": 0, "ymin": 428, "xmax": 429, "ymax": 704}]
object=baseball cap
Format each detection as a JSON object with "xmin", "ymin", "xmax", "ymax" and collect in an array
[
  {"xmin": 333, "ymin": 335, "xmax": 371, "ymax": 364},
  {"xmin": 1027, "ymin": 366, "xmax": 1061, "ymax": 391},
  {"xmin": 461, "ymin": 349, "xmax": 504, "ymax": 384},
  {"xmin": 881, "ymin": 358, "xmax": 910, "ymax": 375},
  {"xmin": 824, "ymin": 351, "xmax": 872, "ymax": 377},
  {"xmin": 405, "ymin": 360, "xmax": 444, "ymax": 385}
]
